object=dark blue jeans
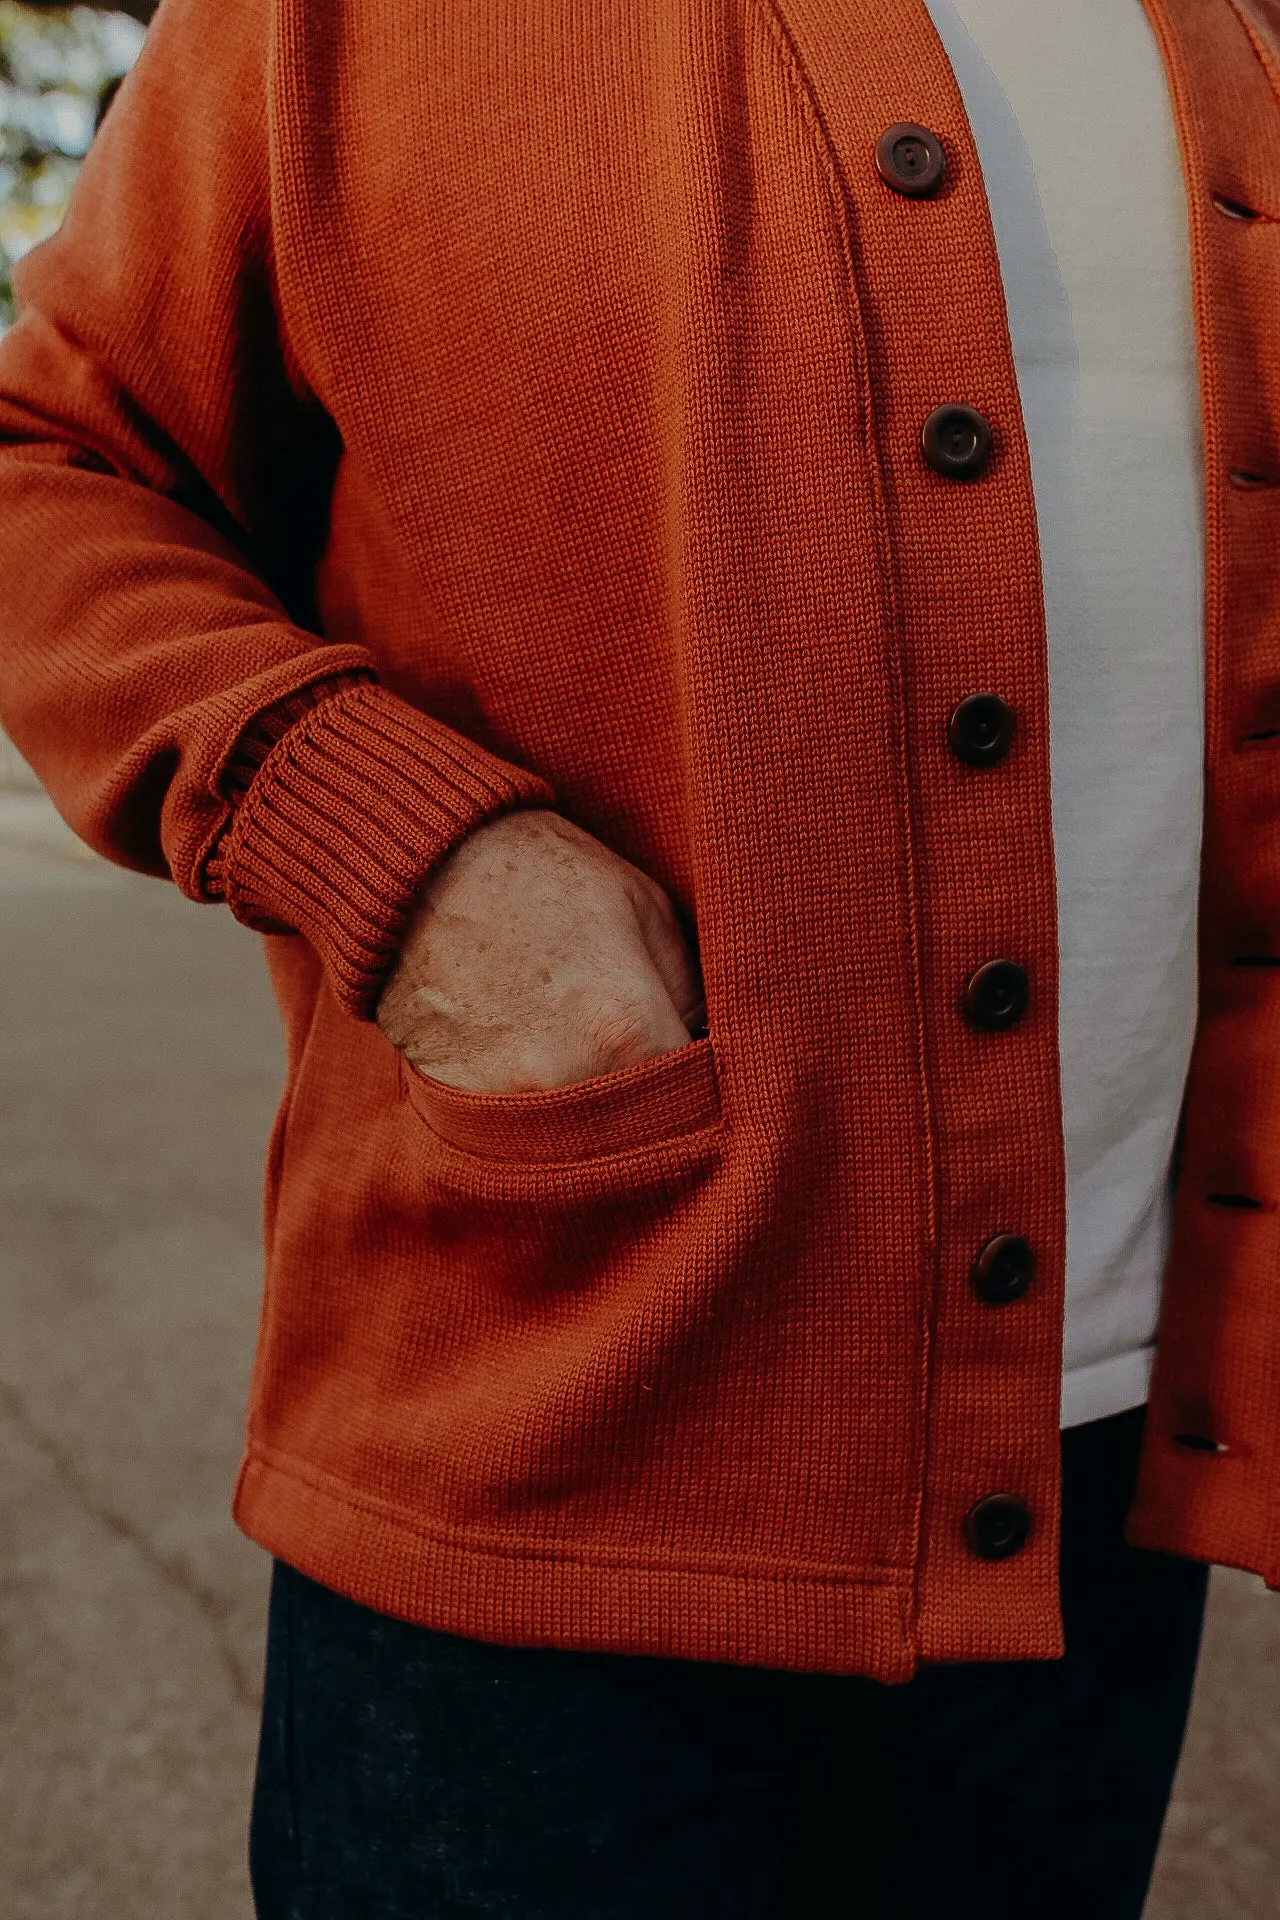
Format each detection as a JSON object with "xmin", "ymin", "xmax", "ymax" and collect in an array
[{"xmin": 250, "ymin": 1405, "xmax": 1208, "ymax": 1918}]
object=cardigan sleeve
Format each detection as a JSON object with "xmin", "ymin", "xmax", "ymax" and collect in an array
[{"xmin": 0, "ymin": 0, "xmax": 553, "ymax": 1017}]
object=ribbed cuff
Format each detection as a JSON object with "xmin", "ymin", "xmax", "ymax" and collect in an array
[
  {"xmin": 210, "ymin": 680, "xmax": 555, "ymax": 1017},
  {"xmin": 214, "ymin": 670, "xmax": 376, "ymax": 808}
]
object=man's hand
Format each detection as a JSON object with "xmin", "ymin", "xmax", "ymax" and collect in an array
[{"xmin": 376, "ymin": 809, "xmax": 706, "ymax": 1094}]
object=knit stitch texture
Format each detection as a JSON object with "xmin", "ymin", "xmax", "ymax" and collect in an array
[{"xmin": 0, "ymin": 0, "xmax": 1276, "ymax": 1676}]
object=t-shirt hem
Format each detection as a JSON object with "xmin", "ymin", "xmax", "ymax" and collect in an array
[{"xmin": 1060, "ymin": 1345, "xmax": 1155, "ymax": 1429}]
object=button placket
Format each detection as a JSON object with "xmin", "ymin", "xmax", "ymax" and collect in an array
[
  {"xmin": 908, "ymin": 229, "xmax": 1033, "ymax": 1551},
  {"xmin": 780, "ymin": 7, "xmax": 1065, "ymax": 1644}
]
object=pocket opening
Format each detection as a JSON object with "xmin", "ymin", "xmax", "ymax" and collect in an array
[{"xmin": 398, "ymin": 1035, "xmax": 723, "ymax": 1164}]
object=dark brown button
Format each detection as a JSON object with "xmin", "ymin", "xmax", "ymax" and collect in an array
[
  {"xmin": 972, "ymin": 1234, "xmax": 1036, "ymax": 1305},
  {"xmin": 963, "ymin": 959, "xmax": 1028, "ymax": 1031},
  {"xmin": 922, "ymin": 405, "xmax": 994, "ymax": 481},
  {"xmin": 948, "ymin": 693, "xmax": 1015, "ymax": 767},
  {"xmin": 875, "ymin": 122, "xmax": 946, "ymax": 198},
  {"xmin": 964, "ymin": 1493, "xmax": 1032, "ymax": 1561}
]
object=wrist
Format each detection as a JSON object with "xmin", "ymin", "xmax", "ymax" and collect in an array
[{"xmin": 209, "ymin": 681, "xmax": 555, "ymax": 1016}]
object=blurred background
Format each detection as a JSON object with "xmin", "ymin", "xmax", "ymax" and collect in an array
[{"xmin": 0, "ymin": 4, "xmax": 1277, "ymax": 1916}]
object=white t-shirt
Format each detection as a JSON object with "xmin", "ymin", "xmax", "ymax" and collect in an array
[{"xmin": 919, "ymin": 0, "xmax": 1206, "ymax": 1427}]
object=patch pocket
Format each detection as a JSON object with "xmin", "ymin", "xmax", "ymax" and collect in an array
[{"xmin": 397, "ymin": 1035, "xmax": 723, "ymax": 1166}]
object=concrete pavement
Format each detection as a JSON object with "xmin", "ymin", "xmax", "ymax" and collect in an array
[
  {"xmin": 0, "ymin": 803, "xmax": 273, "ymax": 1918},
  {"xmin": 0, "ymin": 788, "xmax": 1276, "ymax": 1917}
]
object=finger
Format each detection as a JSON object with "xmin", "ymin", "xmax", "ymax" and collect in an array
[{"xmin": 628, "ymin": 880, "xmax": 707, "ymax": 1033}]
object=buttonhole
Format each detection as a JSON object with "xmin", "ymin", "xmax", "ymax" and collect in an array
[
  {"xmin": 1172, "ymin": 1432, "xmax": 1231, "ymax": 1455},
  {"xmin": 1229, "ymin": 468, "xmax": 1276, "ymax": 490},
  {"xmin": 1238, "ymin": 728, "xmax": 1280, "ymax": 746},
  {"xmin": 1211, "ymin": 192, "xmax": 1261, "ymax": 221},
  {"xmin": 1205, "ymin": 1191, "xmax": 1266, "ymax": 1209},
  {"xmin": 1232, "ymin": 955, "xmax": 1280, "ymax": 967}
]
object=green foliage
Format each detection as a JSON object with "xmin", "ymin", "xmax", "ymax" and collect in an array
[{"xmin": 0, "ymin": 2, "xmax": 146, "ymax": 331}]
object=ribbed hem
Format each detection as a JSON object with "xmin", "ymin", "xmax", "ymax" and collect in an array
[
  {"xmin": 213, "ymin": 680, "xmax": 554, "ymax": 1017},
  {"xmin": 234, "ymin": 1448, "xmax": 920, "ymax": 1680}
]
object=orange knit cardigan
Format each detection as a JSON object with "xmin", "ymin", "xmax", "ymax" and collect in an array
[{"xmin": 0, "ymin": 0, "xmax": 1277, "ymax": 1681}]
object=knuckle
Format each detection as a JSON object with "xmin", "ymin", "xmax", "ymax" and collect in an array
[
  {"xmin": 647, "ymin": 878, "xmax": 680, "ymax": 924},
  {"xmin": 580, "ymin": 995, "xmax": 658, "ymax": 1074}
]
